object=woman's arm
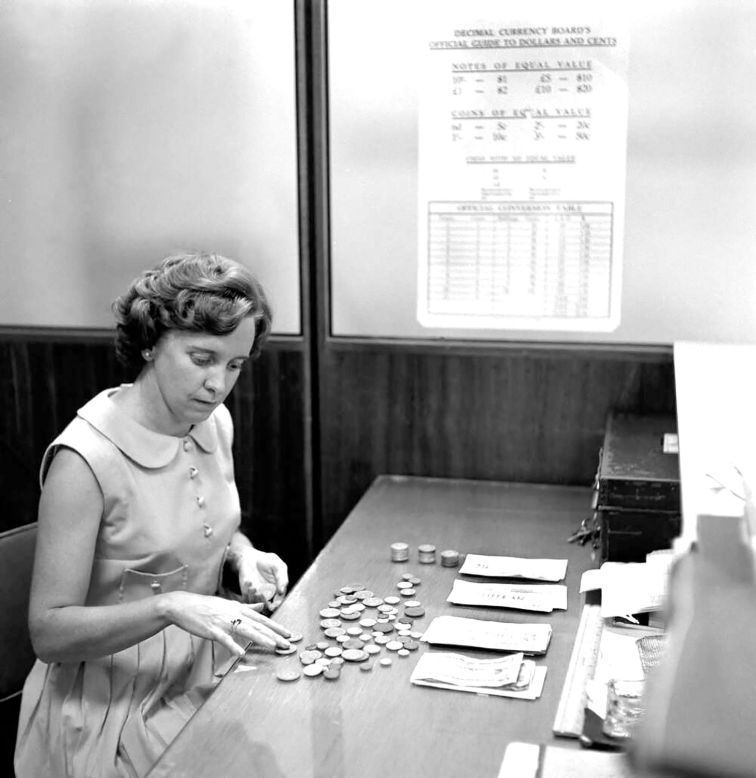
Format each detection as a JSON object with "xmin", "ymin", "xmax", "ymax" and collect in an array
[{"xmin": 29, "ymin": 449, "xmax": 290, "ymax": 663}]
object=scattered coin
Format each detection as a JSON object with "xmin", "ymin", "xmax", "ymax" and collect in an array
[
  {"xmin": 379, "ymin": 658, "xmax": 392, "ymax": 667},
  {"xmin": 320, "ymin": 618, "xmax": 342, "ymax": 629},
  {"xmin": 324, "ymin": 646, "xmax": 343, "ymax": 658},
  {"xmin": 396, "ymin": 581, "xmax": 413, "ymax": 590},
  {"xmin": 303, "ymin": 664, "xmax": 324, "ymax": 677},
  {"xmin": 385, "ymin": 640, "xmax": 403, "ymax": 652},
  {"xmin": 383, "ymin": 596, "xmax": 401, "ymax": 605},
  {"xmin": 403, "ymin": 600, "xmax": 421, "ymax": 609},
  {"xmin": 397, "ymin": 649, "xmax": 410, "ymax": 657},
  {"xmin": 363, "ymin": 598, "xmax": 384, "ymax": 608},
  {"xmin": 316, "ymin": 641, "xmax": 330, "ymax": 651},
  {"xmin": 319, "ymin": 608, "xmax": 341, "ymax": 619},
  {"xmin": 360, "ymin": 663, "xmax": 374, "ymax": 672},
  {"xmin": 276, "ymin": 669, "xmax": 301, "ymax": 682},
  {"xmin": 359, "ymin": 618, "xmax": 377, "ymax": 628},
  {"xmin": 323, "ymin": 666, "xmax": 341, "ymax": 680},
  {"xmin": 287, "ymin": 632, "xmax": 304, "ymax": 643},
  {"xmin": 373, "ymin": 623, "xmax": 394, "ymax": 634},
  {"xmin": 343, "ymin": 638, "xmax": 365, "ymax": 650},
  {"xmin": 336, "ymin": 635, "xmax": 350, "ymax": 644},
  {"xmin": 404, "ymin": 606, "xmax": 425, "ymax": 618},
  {"xmin": 341, "ymin": 649, "xmax": 369, "ymax": 663},
  {"xmin": 365, "ymin": 644, "xmax": 381, "ymax": 655},
  {"xmin": 299, "ymin": 650, "xmax": 322, "ymax": 665},
  {"xmin": 275, "ymin": 645, "xmax": 297, "ymax": 655},
  {"xmin": 399, "ymin": 588, "xmax": 416, "ymax": 597},
  {"xmin": 346, "ymin": 626, "xmax": 363, "ymax": 636},
  {"xmin": 324, "ymin": 627, "xmax": 345, "ymax": 638},
  {"xmin": 353, "ymin": 589, "xmax": 374, "ymax": 600}
]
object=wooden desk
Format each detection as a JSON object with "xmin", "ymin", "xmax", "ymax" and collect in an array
[{"xmin": 149, "ymin": 476, "xmax": 595, "ymax": 778}]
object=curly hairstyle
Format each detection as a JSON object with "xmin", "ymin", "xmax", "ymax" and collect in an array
[{"xmin": 113, "ymin": 252, "xmax": 272, "ymax": 372}]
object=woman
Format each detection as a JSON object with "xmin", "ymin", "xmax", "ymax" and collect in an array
[{"xmin": 15, "ymin": 252, "xmax": 292, "ymax": 777}]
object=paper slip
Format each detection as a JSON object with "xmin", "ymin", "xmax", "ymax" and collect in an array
[
  {"xmin": 421, "ymin": 615, "xmax": 553, "ymax": 654},
  {"xmin": 447, "ymin": 579, "xmax": 567, "ymax": 612},
  {"xmin": 459, "ymin": 553, "xmax": 567, "ymax": 582},
  {"xmin": 412, "ymin": 653, "xmax": 546, "ymax": 700},
  {"xmin": 411, "ymin": 651, "xmax": 524, "ymax": 688},
  {"xmin": 580, "ymin": 559, "xmax": 671, "ymax": 618}
]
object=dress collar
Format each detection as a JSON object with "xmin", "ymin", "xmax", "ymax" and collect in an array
[{"xmin": 77, "ymin": 386, "xmax": 219, "ymax": 468}]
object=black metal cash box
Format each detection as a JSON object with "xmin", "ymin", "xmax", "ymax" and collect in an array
[{"xmin": 595, "ymin": 413, "xmax": 681, "ymax": 562}]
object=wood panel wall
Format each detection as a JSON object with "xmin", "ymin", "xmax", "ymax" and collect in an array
[
  {"xmin": 0, "ymin": 337, "xmax": 312, "ymax": 581},
  {"xmin": 315, "ymin": 344, "xmax": 676, "ymax": 546},
  {"xmin": 2, "ymin": 335, "xmax": 675, "ymax": 576}
]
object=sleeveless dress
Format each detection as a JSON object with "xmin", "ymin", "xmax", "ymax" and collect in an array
[{"xmin": 14, "ymin": 387, "xmax": 241, "ymax": 778}]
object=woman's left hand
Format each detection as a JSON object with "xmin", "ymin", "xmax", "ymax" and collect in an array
[{"xmin": 236, "ymin": 547, "xmax": 289, "ymax": 612}]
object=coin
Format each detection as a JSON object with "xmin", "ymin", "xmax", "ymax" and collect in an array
[
  {"xmin": 374, "ymin": 635, "xmax": 390, "ymax": 645},
  {"xmin": 353, "ymin": 589, "xmax": 374, "ymax": 600},
  {"xmin": 374, "ymin": 623, "xmax": 394, "ymax": 634},
  {"xmin": 324, "ymin": 646, "xmax": 343, "ymax": 658},
  {"xmin": 401, "ymin": 639, "xmax": 419, "ymax": 651},
  {"xmin": 319, "ymin": 608, "xmax": 341, "ymax": 619},
  {"xmin": 365, "ymin": 644, "xmax": 381, "ymax": 655},
  {"xmin": 320, "ymin": 618, "xmax": 342, "ymax": 629},
  {"xmin": 343, "ymin": 638, "xmax": 365, "ymax": 650},
  {"xmin": 324, "ymin": 627, "xmax": 345, "ymax": 638},
  {"xmin": 396, "ymin": 582, "xmax": 413, "ymax": 590},
  {"xmin": 383, "ymin": 595, "xmax": 401, "ymax": 605},
  {"xmin": 323, "ymin": 666, "xmax": 341, "ymax": 680},
  {"xmin": 385, "ymin": 640, "xmax": 403, "ymax": 652},
  {"xmin": 303, "ymin": 664, "xmax": 324, "ymax": 677},
  {"xmin": 397, "ymin": 649, "xmax": 410, "ymax": 657},
  {"xmin": 287, "ymin": 632, "xmax": 304, "ymax": 643},
  {"xmin": 275, "ymin": 645, "xmax": 297, "ymax": 655},
  {"xmin": 316, "ymin": 641, "xmax": 330, "ymax": 651},
  {"xmin": 341, "ymin": 649, "xmax": 369, "ymax": 662},
  {"xmin": 403, "ymin": 600, "xmax": 421, "ymax": 609},
  {"xmin": 379, "ymin": 658, "xmax": 392, "ymax": 667},
  {"xmin": 399, "ymin": 588, "xmax": 416, "ymax": 597},
  {"xmin": 404, "ymin": 606, "xmax": 425, "ymax": 618},
  {"xmin": 299, "ymin": 650, "xmax": 322, "ymax": 665},
  {"xmin": 346, "ymin": 626, "xmax": 363, "ymax": 636},
  {"xmin": 359, "ymin": 618, "xmax": 377, "ymax": 628},
  {"xmin": 363, "ymin": 598, "xmax": 384, "ymax": 608},
  {"xmin": 276, "ymin": 669, "xmax": 301, "ymax": 682}
]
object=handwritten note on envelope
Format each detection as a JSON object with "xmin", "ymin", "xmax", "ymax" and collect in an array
[
  {"xmin": 447, "ymin": 579, "xmax": 567, "ymax": 612},
  {"xmin": 460, "ymin": 553, "xmax": 568, "ymax": 582}
]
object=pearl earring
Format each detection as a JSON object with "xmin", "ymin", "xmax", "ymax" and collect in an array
[{"xmin": 142, "ymin": 349, "xmax": 153, "ymax": 361}]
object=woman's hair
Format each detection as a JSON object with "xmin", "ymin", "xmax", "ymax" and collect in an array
[{"xmin": 113, "ymin": 252, "xmax": 272, "ymax": 371}]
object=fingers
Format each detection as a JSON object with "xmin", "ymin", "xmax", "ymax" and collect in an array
[{"xmin": 232, "ymin": 615, "xmax": 290, "ymax": 650}]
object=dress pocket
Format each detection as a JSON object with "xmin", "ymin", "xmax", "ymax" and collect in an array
[{"xmin": 118, "ymin": 564, "xmax": 188, "ymax": 603}]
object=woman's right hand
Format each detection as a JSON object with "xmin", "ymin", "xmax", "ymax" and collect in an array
[{"xmin": 160, "ymin": 591, "xmax": 292, "ymax": 657}]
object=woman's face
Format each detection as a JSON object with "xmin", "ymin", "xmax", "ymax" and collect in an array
[{"xmin": 145, "ymin": 316, "xmax": 256, "ymax": 434}]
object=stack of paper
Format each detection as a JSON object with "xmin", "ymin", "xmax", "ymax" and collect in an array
[
  {"xmin": 411, "ymin": 651, "xmax": 546, "ymax": 700},
  {"xmin": 421, "ymin": 615, "xmax": 553, "ymax": 654}
]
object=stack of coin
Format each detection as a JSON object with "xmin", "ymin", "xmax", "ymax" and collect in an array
[
  {"xmin": 417, "ymin": 544, "xmax": 436, "ymax": 564},
  {"xmin": 390, "ymin": 542, "xmax": 409, "ymax": 562},
  {"xmin": 440, "ymin": 549, "xmax": 460, "ymax": 567}
]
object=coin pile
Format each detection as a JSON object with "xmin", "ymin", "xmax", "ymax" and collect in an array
[{"xmin": 274, "ymin": 578, "xmax": 428, "ymax": 682}]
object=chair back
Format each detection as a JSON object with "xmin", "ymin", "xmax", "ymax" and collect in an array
[{"xmin": 0, "ymin": 523, "xmax": 37, "ymax": 701}]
